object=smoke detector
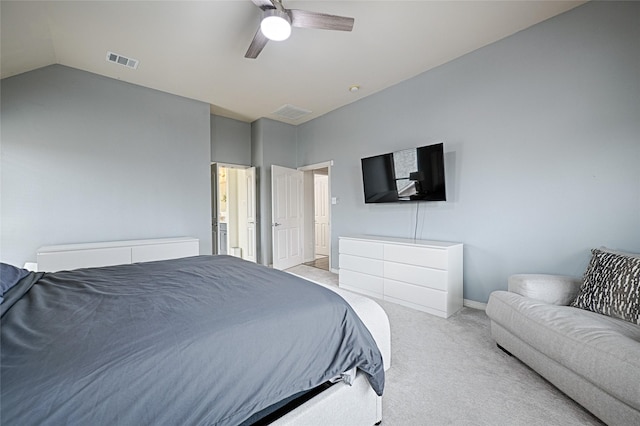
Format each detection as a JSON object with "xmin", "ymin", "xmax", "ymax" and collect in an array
[{"xmin": 106, "ymin": 51, "xmax": 139, "ymax": 69}]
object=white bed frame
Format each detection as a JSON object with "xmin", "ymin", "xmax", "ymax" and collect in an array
[
  {"xmin": 34, "ymin": 238, "xmax": 391, "ymax": 425},
  {"xmin": 274, "ymin": 279, "xmax": 391, "ymax": 425}
]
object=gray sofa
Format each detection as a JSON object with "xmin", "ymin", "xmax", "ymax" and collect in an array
[{"xmin": 486, "ymin": 274, "xmax": 640, "ymax": 426}]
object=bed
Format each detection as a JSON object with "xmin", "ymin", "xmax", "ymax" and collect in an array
[{"xmin": 1, "ymin": 248, "xmax": 389, "ymax": 425}]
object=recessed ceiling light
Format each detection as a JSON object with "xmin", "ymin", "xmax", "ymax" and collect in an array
[{"xmin": 349, "ymin": 85, "xmax": 360, "ymax": 93}]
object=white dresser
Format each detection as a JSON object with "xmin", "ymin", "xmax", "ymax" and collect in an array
[
  {"xmin": 339, "ymin": 235, "xmax": 463, "ymax": 318},
  {"xmin": 36, "ymin": 237, "xmax": 200, "ymax": 272}
]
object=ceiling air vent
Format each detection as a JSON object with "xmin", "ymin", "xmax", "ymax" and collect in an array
[
  {"xmin": 106, "ymin": 51, "xmax": 139, "ymax": 69},
  {"xmin": 273, "ymin": 104, "xmax": 312, "ymax": 121}
]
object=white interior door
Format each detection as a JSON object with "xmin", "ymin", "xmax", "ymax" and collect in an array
[
  {"xmin": 314, "ymin": 174, "xmax": 330, "ymax": 256},
  {"xmin": 245, "ymin": 167, "xmax": 257, "ymax": 262},
  {"xmin": 272, "ymin": 165, "xmax": 303, "ymax": 270}
]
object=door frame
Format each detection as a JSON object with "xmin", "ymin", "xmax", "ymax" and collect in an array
[
  {"xmin": 211, "ymin": 163, "xmax": 219, "ymax": 255},
  {"xmin": 298, "ymin": 160, "xmax": 334, "ymax": 272},
  {"xmin": 211, "ymin": 162, "xmax": 256, "ymax": 262}
]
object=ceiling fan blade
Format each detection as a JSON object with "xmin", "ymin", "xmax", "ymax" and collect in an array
[
  {"xmin": 251, "ymin": 0, "xmax": 276, "ymax": 10},
  {"xmin": 289, "ymin": 9, "xmax": 354, "ymax": 32},
  {"xmin": 245, "ymin": 27, "xmax": 269, "ymax": 59}
]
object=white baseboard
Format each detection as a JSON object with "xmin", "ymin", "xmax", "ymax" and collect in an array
[
  {"xmin": 330, "ymin": 267, "xmax": 339, "ymax": 274},
  {"xmin": 464, "ymin": 299, "xmax": 487, "ymax": 310}
]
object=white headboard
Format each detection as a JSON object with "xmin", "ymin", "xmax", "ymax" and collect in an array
[{"xmin": 36, "ymin": 237, "xmax": 200, "ymax": 272}]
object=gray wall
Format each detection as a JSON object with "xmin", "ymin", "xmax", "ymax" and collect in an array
[
  {"xmin": 296, "ymin": 1, "xmax": 640, "ymax": 303},
  {"xmin": 251, "ymin": 118, "xmax": 297, "ymax": 265},
  {"xmin": 1, "ymin": 65, "xmax": 212, "ymax": 266},
  {"xmin": 210, "ymin": 114, "xmax": 251, "ymax": 165}
]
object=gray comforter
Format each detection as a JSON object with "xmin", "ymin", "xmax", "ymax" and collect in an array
[{"xmin": 1, "ymin": 255, "xmax": 384, "ymax": 425}]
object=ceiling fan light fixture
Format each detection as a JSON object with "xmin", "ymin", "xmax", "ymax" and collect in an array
[{"xmin": 261, "ymin": 9, "xmax": 291, "ymax": 41}]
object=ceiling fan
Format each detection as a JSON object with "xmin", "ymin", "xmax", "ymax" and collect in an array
[{"xmin": 245, "ymin": 0, "xmax": 355, "ymax": 59}]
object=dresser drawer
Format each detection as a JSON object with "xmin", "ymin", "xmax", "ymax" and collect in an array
[
  {"xmin": 132, "ymin": 240, "xmax": 199, "ymax": 263},
  {"xmin": 339, "ymin": 269, "xmax": 384, "ymax": 296},
  {"xmin": 384, "ymin": 261, "xmax": 448, "ymax": 291},
  {"xmin": 37, "ymin": 247, "xmax": 131, "ymax": 272},
  {"xmin": 384, "ymin": 278, "xmax": 447, "ymax": 311},
  {"xmin": 384, "ymin": 244, "xmax": 448, "ymax": 269},
  {"xmin": 340, "ymin": 239, "xmax": 384, "ymax": 260},
  {"xmin": 339, "ymin": 253, "xmax": 384, "ymax": 276}
]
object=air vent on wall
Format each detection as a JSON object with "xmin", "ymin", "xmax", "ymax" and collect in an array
[
  {"xmin": 106, "ymin": 51, "xmax": 139, "ymax": 69},
  {"xmin": 273, "ymin": 104, "xmax": 312, "ymax": 121}
]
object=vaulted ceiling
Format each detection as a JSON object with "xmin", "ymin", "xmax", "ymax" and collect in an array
[{"xmin": 1, "ymin": 1, "xmax": 585, "ymax": 124}]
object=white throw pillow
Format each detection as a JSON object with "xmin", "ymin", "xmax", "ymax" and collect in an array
[{"xmin": 508, "ymin": 274, "xmax": 582, "ymax": 306}]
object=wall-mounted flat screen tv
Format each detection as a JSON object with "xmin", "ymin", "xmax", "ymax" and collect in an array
[{"xmin": 361, "ymin": 142, "xmax": 446, "ymax": 203}]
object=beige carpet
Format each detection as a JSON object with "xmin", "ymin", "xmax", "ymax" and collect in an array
[{"xmin": 286, "ymin": 264, "xmax": 603, "ymax": 426}]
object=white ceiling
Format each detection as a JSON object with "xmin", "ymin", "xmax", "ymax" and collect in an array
[{"xmin": 1, "ymin": 1, "xmax": 585, "ymax": 125}]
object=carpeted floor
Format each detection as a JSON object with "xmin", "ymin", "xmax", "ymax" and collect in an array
[{"xmin": 286, "ymin": 264, "xmax": 604, "ymax": 426}]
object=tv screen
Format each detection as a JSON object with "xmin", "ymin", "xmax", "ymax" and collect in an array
[{"xmin": 361, "ymin": 143, "xmax": 446, "ymax": 203}]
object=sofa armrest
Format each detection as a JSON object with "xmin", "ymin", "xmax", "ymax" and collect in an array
[{"xmin": 508, "ymin": 274, "xmax": 582, "ymax": 305}]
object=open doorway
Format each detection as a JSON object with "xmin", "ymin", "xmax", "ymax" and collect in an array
[
  {"xmin": 211, "ymin": 163, "xmax": 256, "ymax": 262},
  {"xmin": 300, "ymin": 162, "xmax": 332, "ymax": 272}
]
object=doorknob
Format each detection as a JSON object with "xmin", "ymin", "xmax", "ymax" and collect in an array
[{"xmin": 273, "ymin": 222, "xmax": 282, "ymax": 227}]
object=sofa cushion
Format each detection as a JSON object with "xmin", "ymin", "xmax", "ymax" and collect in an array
[
  {"xmin": 487, "ymin": 291, "xmax": 640, "ymax": 411},
  {"xmin": 571, "ymin": 248, "xmax": 640, "ymax": 325},
  {"xmin": 508, "ymin": 274, "xmax": 581, "ymax": 305}
]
